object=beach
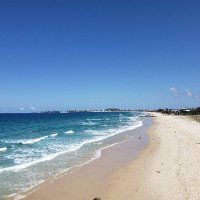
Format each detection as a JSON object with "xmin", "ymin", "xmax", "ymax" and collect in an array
[
  {"xmin": 105, "ymin": 113, "xmax": 200, "ymax": 200},
  {"xmin": 22, "ymin": 117, "xmax": 151, "ymax": 200},
  {"xmin": 21, "ymin": 113, "xmax": 200, "ymax": 200}
]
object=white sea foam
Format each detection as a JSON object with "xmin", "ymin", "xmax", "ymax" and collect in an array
[
  {"xmin": 3, "ymin": 136, "xmax": 49, "ymax": 145},
  {"xmin": 84, "ymin": 129, "xmax": 102, "ymax": 136},
  {"xmin": 0, "ymin": 119, "xmax": 143, "ymax": 174},
  {"xmin": 0, "ymin": 138, "xmax": 98, "ymax": 173},
  {"xmin": 85, "ymin": 120, "xmax": 143, "ymax": 138},
  {"xmin": 64, "ymin": 130, "xmax": 74, "ymax": 134},
  {"xmin": 0, "ymin": 147, "xmax": 7, "ymax": 152},
  {"xmin": 82, "ymin": 121, "xmax": 96, "ymax": 125},
  {"xmin": 50, "ymin": 133, "xmax": 58, "ymax": 137},
  {"xmin": 4, "ymin": 193, "xmax": 26, "ymax": 200},
  {"xmin": 89, "ymin": 118, "xmax": 103, "ymax": 121},
  {"xmin": 129, "ymin": 116, "xmax": 139, "ymax": 121},
  {"xmin": 19, "ymin": 136, "xmax": 48, "ymax": 144},
  {"xmin": 139, "ymin": 114, "xmax": 146, "ymax": 117},
  {"xmin": 0, "ymin": 136, "xmax": 105, "ymax": 173}
]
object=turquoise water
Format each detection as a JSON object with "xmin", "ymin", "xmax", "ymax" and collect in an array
[{"xmin": 0, "ymin": 112, "xmax": 144, "ymax": 199}]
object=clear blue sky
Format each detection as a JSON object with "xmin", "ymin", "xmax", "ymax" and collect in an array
[{"xmin": 0, "ymin": 0, "xmax": 200, "ymax": 112}]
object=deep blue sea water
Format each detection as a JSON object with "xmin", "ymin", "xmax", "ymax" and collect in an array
[{"xmin": 0, "ymin": 112, "xmax": 144, "ymax": 199}]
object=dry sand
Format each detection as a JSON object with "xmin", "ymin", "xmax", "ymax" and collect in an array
[
  {"xmin": 105, "ymin": 113, "xmax": 200, "ymax": 200},
  {"xmin": 22, "ymin": 113, "xmax": 200, "ymax": 200}
]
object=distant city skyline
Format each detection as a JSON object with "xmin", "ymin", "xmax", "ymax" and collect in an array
[{"xmin": 0, "ymin": 0, "xmax": 200, "ymax": 112}]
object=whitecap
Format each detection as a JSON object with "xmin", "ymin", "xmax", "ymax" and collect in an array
[
  {"xmin": 50, "ymin": 133, "xmax": 58, "ymax": 137},
  {"xmin": 64, "ymin": 130, "xmax": 74, "ymax": 134},
  {"xmin": 84, "ymin": 129, "xmax": 101, "ymax": 135},
  {"xmin": 82, "ymin": 121, "xmax": 96, "ymax": 125},
  {"xmin": 139, "ymin": 114, "xmax": 147, "ymax": 117},
  {"xmin": 0, "ymin": 147, "xmax": 7, "ymax": 152},
  {"xmin": 3, "ymin": 136, "xmax": 49, "ymax": 145},
  {"xmin": 88, "ymin": 118, "xmax": 103, "ymax": 121},
  {"xmin": 19, "ymin": 136, "xmax": 48, "ymax": 144},
  {"xmin": 129, "ymin": 116, "xmax": 139, "ymax": 121}
]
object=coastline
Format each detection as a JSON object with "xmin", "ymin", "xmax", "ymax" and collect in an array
[
  {"xmin": 19, "ymin": 117, "xmax": 152, "ymax": 200},
  {"xmin": 0, "ymin": 112, "xmax": 143, "ymax": 199},
  {"xmin": 13, "ymin": 113, "xmax": 200, "ymax": 200}
]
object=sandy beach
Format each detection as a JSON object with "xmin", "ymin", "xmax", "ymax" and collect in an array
[
  {"xmin": 22, "ymin": 113, "xmax": 200, "ymax": 200},
  {"xmin": 105, "ymin": 113, "xmax": 200, "ymax": 200}
]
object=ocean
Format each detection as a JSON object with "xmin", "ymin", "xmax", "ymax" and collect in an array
[{"xmin": 0, "ymin": 111, "xmax": 145, "ymax": 199}]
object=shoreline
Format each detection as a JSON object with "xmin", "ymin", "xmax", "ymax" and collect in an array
[
  {"xmin": 19, "ymin": 117, "xmax": 152, "ymax": 200},
  {"xmin": 21, "ymin": 113, "xmax": 200, "ymax": 200}
]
